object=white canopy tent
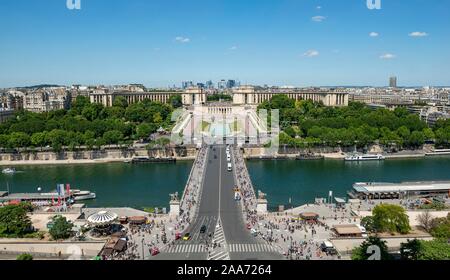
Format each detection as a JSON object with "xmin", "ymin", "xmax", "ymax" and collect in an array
[{"xmin": 87, "ymin": 211, "xmax": 118, "ymax": 226}]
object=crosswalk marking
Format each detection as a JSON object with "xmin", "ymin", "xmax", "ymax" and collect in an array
[
  {"xmin": 165, "ymin": 244, "xmax": 208, "ymax": 254},
  {"xmin": 207, "ymin": 218, "xmax": 230, "ymax": 260},
  {"xmin": 228, "ymin": 243, "xmax": 278, "ymax": 253}
]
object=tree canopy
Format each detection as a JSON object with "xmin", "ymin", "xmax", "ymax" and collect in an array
[
  {"xmin": 372, "ymin": 204, "xmax": 411, "ymax": 234},
  {"xmin": 0, "ymin": 204, "xmax": 33, "ymax": 237},
  {"xmin": 351, "ymin": 236, "xmax": 391, "ymax": 260},
  {"xmin": 0, "ymin": 96, "xmax": 176, "ymax": 150},
  {"xmin": 49, "ymin": 215, "xmax": 74, "ymax": 240},
  {"xmin": 257, "ymin": 96, "xmax": 449, "ymax": 149}
]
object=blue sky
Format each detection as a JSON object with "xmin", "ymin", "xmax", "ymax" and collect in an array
[{"xmin": 0, "ymin": 0, "xmax": 449, "ymax": 87}]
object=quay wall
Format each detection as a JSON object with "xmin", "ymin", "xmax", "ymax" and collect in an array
[
  {"xmin": 242, "ymin": 144, "xmax": 429, "ymax": 159},
  {"xmin": 0, "ymin": 146, "xmax": 198, "ymax": 165}
]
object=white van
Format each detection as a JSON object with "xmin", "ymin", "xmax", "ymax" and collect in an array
[{"xmin": 227, "ymin": 163, "xmax": 232, "ymax": 171}]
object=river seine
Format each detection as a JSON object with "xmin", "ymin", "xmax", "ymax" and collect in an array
[{"xmin": 1, "ymin": 157, "xmax": 449, "ymax": 209}]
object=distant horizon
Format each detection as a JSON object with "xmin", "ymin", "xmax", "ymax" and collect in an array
[
  {"xmin": 1, "ymin": 0, "xmax": 449, "ymax": 88},
  {"xmin": 3, "ymin": 82, "xmax": 450, "ymax": 90}
]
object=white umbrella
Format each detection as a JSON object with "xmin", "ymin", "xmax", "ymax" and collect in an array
[{"xmin": 87, "ymin": 211, "xmax": 118, "ymax": 226}]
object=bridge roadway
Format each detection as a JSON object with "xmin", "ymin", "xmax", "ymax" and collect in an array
[{"xmin": 155, "ymin": 145, "xmax": 283, "ymax": 260}]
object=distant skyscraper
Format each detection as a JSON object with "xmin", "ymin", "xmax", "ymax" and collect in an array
[
  {"xmin": 218, "ymin": 79, "xmax": 227, "ymax": 90},
  {"xmin": 226, "ymin": 79, "xmax": 236, "ymax": 89},
  {"xmin": 389, "ymin": 76, "xmax": 397, "ymax": 88},
  {"xmin": 182, "ymin": 81, "xmax": 194, "ymax": 89},
  {"xmin": 205, "ymin": 80, "xmax": 214, "ymax": 89}
]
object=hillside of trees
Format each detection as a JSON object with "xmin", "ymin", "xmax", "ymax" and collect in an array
[
  {"xmin": 258, "ymin": 95, "xmax": 450, "ymax": 149},
  {"xmin": 0, "ymin": 95, "xmax": 180, "ymax": 152}
]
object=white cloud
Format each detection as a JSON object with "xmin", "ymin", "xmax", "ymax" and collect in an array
[
  {"xmin": 379, "ymin": 53, "xmax": 396, "ymax": 59},
  {"xmin": 409, "ymin": 31, "xmax": 428, "ymax": 37},
  {"xmin": 175, "ymin": 36, "xmax": 190, "ymax": 43},
  {"xmin": 369, "ymin": 32, "xmax": 379, "ymax": 37},
  {"xmin": 303, "ymin": 50, "xmax": 320, "ymax": 57},
  {"xmin": 316, "ymin": 6, "xmax": 321, "ymax": 9},
  {"xmin": 229, "ymin": 46, "xmax": 238, "ymax": 51},
  {"xmin": 311, "ymin": 16, "xmax": 326, "ymax": 22}
]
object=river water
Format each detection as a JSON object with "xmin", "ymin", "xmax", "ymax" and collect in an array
[{"xmin": 1, "ymin": 157, "xmax": 449, "ymax": 209}]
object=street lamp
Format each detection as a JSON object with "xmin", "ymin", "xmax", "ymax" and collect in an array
[{"xmin": 141, "ymin": 238, "xmax": 145, "ymax": 260}]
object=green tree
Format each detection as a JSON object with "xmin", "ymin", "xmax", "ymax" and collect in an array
[
  {"xmin": 103, "ymin": 130, "xmax": 123, "ymax": 145},
  {"xmin": 136, "ymin": 123, "xmax": 153, "ymax": 140},
  {"xmin": 112, "ymin": 96, "xmax": 128, "ymax": 108},
  {"xmin": 49, "ymin": 215, "xmax": 73, "ymax": 240},
  {"xmin": 417, "ymin": 239, "xmax": 450, "ymax": 260},
  {"xmin": 430, "ymin": 214, "xmax": 450, "ymax": 239},
  {"xmin": 372, "ymin": 204, "xmax": 411, "ymax": 234},
  {"xmin": 8, "ymin": 132, "xmax": 31, "ymax": 148},
  {"xmin": 423, "ymin": 128, "xmax": 435, "ymax": 141},
  {"xmin": 168, "ymin": 94, "xmax": 183, "ymax": 108},
  {"xmin": 16, "ymin": 253, "xmax": 33, "ymax": 260},
  {"xmin": 400, "ymin": 239, "xmax": 422, "ymax": 260},
  {"xmin": 0, "ymin": 134, "xmax": 10, "ymax": 148},
  {"xmin": 408, "ymin": 131, "xmax": 425, "ymax": 147},
  {"xmin": 360, "ymin": 216, "xmax": 376, "ymax": 233},
  {"xmin": 31, "ymin": 132, "xmax": 48, "ymax": 149},
  {"xmin": 0, "ymin": 205, "xmax": 33, "ymax": 237},
  {"xmin": 351, "ymin": 236, "xmax": 391, "ymax": 260},
  {"xmin": 71, "ymin": 96, "xmax": 91, "ymax": 114}
]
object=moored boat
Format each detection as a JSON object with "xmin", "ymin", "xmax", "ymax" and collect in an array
[
  {"xmin": 425, "ymin": 149, "xmax": 450, "ymax": 156},
  {"xmin": 344, "ymin": 154, "xmax": 385, "ymax": 162},
  {"xmin": 73, "ymin": 190, "xmax": 96, "ymax": 201}
]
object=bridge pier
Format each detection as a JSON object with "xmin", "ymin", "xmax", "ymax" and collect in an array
[
  {"xmin": 169, "ymin": 199, "xmax": 180, "ymax": 217},
  {"xmin": 256, "ymin": 198, "xmax": 268, "ymax": 214}
]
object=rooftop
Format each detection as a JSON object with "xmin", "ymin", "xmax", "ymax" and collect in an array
[{"xmin": 353, "ymin": 181, "xmax": 450, "ymax": 193}]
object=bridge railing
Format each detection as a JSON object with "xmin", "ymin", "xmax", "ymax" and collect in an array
[
  {"xmin": 179, "ymin": 145, "xmax": 208, "ymax": 227},
  {"xmin": 232, "ymin": 147, "xmax": 257, "ymax": 213}
]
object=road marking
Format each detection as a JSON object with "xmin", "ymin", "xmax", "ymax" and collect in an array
[{"xmin": 228, "ymin": 244, "xmax": 278, "ymax": 253}]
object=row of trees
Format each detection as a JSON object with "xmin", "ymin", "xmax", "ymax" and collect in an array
[
  {"xmin": 0, "ymin": 203, "xmax": 74, "ymax": 240},
  {"xmin": 0, "ymin": 95, "xmax": 179, "ymax": 151},
  {"xmin": 0, "ymin": 203, "xmax": 34, "ymax": 238},
  {"xmin": 352, "ymin": 205, "xmax": 450, "ymax": 260},
  {"xmin": 351, "ymin": 236, "xmax": 450, "ymax": 260},
  {"xmin": 258, "ymin": 95, "xmax": 450, "ymax": 148},
  {"xmin": 360, "ymin": 204, "xmax": 411, "ymax": 234}
]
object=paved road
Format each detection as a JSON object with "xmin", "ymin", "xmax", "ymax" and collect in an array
[{"xmin": 156, "ymin": 145, "xmax": 282, "ymax": 260}]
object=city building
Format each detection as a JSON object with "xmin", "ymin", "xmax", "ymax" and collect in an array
[
  {"xmin": 0, "ymin": 108, "xmax": 14, "ymax": 123},
  {"xmin": 389, "ymin": 76, "xmax": 397, "ymax": 88},
  {"xmin": 218, "ymin": 80, "xmax": 227, "ymax": 90},
  {"xmin": 181, "ymin": 87, "xmax": 207, "ymax": 105},
  {"xmin": 23, "ymin": 88, "xmax": 71, "ymax": 113},
  {"xmin": 232, "ymin": 86, "xmax": 348, "ymax": 107},
  {"xmin": 226, "ymin": 80, "xmax": 237, "ymax": 89},
  {"xmin": 89, "ymin": 90, "xmax": 182, "ymax": 107},
  {"xmin": 205, "ymin": 80, "xmax": 214, "ymax": 89}
]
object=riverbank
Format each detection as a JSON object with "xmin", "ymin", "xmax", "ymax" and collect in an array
[
  {"xmin": 0, "ymin": 147, "xmax": 197, "ymax": 166},
  {"xmin": 0, "ymin": 156, "xmax": 196, "ymax": 166}
]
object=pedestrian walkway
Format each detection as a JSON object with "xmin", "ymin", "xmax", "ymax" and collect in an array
[
  {"xmin": 228, "ymin": 243, "xmax": 278, "ymax": 253},
  {"xmin": 207, "ymin": 218, "xmax": 230, "ymax": 260},
  {"xmin": 165, "ymin": 244, "xmax": 208, "ymax": 254}
]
